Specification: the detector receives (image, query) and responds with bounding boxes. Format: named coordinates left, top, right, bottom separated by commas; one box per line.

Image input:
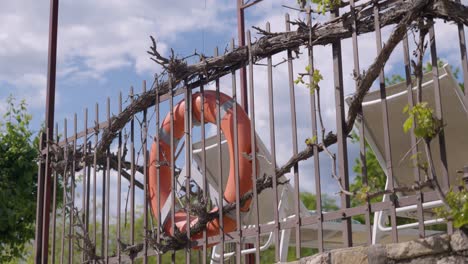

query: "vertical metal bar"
left=306, top=9, right=324, bottom=253
left=117, top=93, right=122, bottom=263
left=230, top=38, right=242, bottom=264
left=246, top=31, right=261, bottom=264
left=154, top=83, right=162, bottom=264
left=34, top=134, right=46, bottom=264
left=84, top=109, right=91, bottom=263
left=61, top=119, right=68, bottom=264
left=51, top=124, right=59, bottom=264
left=51, top=123, right=59, bottom=263
left=455, top=0, right=468, bottom=108
left=142, top=81, right=149, bottom=264
left=285, top=13, right=301, bottom=258
left=93, top=103, right=99, bottom=261
left=214, top=47, right=225, bottom=264
left=69, top=114, right=77, bottom=263
left=349, top=0, right=372, bottom=245
left=35, top=0, right=59, bottom=260
left=83, top=108, right=89, bottom=263
left=169, top=77, right=176, bottom=264
left=237, top=0, right=248, bottom=112
left=402, top=33, right=425, bottom=238
left=81, top=116, right=86, bottom=263
left=130, top=87, right=136, bottom=254
left=265, top=22, right=280, bottom=262
left=43, top=125, right=54, bottom=264
left=184, top=82, right=192, bottom=263
left=330, top=8, right=352, bottom=247
left=34, top=133, right=46, bottom=264
left=105, top=98, right=111, bottom=262
left=101, top=134, right=106, bottom=258
left=200, top=81, right=207, bottom=263
left=428, top=25, right=452, bottom=234
left=374, top=3, right=398, bottom=243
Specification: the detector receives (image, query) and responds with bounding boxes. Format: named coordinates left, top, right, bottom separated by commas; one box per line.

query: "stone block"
left=450, top=230, right=468, bottom=252
left=330, top=246, right=368, bottom=264
left=386, top=234, right=450, bottom=260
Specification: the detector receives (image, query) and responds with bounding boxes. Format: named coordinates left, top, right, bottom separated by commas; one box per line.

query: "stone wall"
left=289, top=230, right=468, bottom=264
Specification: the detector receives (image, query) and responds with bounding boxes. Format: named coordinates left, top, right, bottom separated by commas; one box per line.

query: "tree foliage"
left=0, top=96, right=38, bottom=262
left=300, top=192, right=339, bottom=212
left=403, top=102, right=441, bottom=141
left=434, top=184, right=468, bottom=229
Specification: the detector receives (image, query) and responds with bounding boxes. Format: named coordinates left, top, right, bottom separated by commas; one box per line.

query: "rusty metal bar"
left=285, top=14, right=301, bottom=259
left=34, top=133, right=46, bottom=264
left=142, top=81, right=149, bottom=264
left=265, top=22, right=280, bottom=262
left=184, top=82, right=192, bottom=263
left=246, top=30, right=261, bottom=264
left=98, top=112, right=105, bottom=261
left=285, top=12, right=302, bottom=259
left=61, top=119, right=68, bottom=264
left=349, top=0, right=372, bottom=245
left=117, top=93, right=122, bottom=262
left=402, top=33, right=425, bottom=238
left=237, top=0, right=248, bottom=112
left=51, top=124, right=58, bottom=264
left=200, top=81, right=208, bottom=263
left=81, top=116, right=86, bottom=263
left=330, top=7, right=352, bottom=247
left=130, top=87, right=136, bottom=260
left=374, top=2, right=398, bottom=242
left=100, top=163, right=105, bottom=259
left=35, top=0, right=59, bottom=260
left=69, top=114, right=77, bottom=262
left=83, top=109, right=90, bottom=263
left=155, top=83, right=162, bottom=264
left=214, top=47, right=225, bottom=264
left=306, top=8, right=324, bottom=253
left=428, top=25, right=452, bottom=234
left=169, top=77, right=176, bottom=263
left=104, top=99, right=111, bottom=262
left=93, top=103, right=99, bottom=261
left=44, top=121, right=54, bottom=263
left=35, top=134, right=46, bottom=263
left=230, top=38, right=242, bottom=264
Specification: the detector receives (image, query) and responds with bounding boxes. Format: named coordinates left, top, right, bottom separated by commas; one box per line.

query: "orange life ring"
left=148, top=90, right=253, bottom=240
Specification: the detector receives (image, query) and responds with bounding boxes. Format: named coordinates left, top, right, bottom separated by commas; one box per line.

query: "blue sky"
left=1, top=0, right=468, bottom=208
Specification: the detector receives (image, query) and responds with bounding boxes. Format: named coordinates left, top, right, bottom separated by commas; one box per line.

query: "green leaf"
left=403, top=104, right=409, bottom=113
left=403, top=117, right=413, bottom=133
left=402, top=102, right=439, bottom=140
left=305, top=135, right=317, bottom=145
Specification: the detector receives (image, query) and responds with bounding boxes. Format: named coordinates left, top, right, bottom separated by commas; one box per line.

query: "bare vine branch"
left=45, top=0, right=468, bottom=180
left=44, top=0, right=468, bottom=256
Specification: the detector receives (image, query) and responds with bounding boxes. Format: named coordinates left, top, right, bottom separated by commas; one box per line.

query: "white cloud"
left=6, top=73, right=48, bottom=109
left=0, top=0, right=236, bottom=110
left=3, top=0, right=465, bottom=213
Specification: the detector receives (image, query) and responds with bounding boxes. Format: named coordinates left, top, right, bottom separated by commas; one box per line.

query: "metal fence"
left=34, top=0, right=468, bottom=263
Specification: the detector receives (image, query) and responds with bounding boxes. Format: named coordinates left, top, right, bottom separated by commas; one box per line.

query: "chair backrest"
left=354, top=64, right=468, bottom=192
left=177, top=134, right=304, bottom=226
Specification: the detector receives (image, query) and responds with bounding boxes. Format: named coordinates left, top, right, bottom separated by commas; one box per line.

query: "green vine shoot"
left=403, top=102, right=442, bottom=141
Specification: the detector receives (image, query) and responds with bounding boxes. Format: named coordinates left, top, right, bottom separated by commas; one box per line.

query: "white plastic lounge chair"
left=178, top=134, right=370, bottom=262
left=349, top=64, right=468, bottom=244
